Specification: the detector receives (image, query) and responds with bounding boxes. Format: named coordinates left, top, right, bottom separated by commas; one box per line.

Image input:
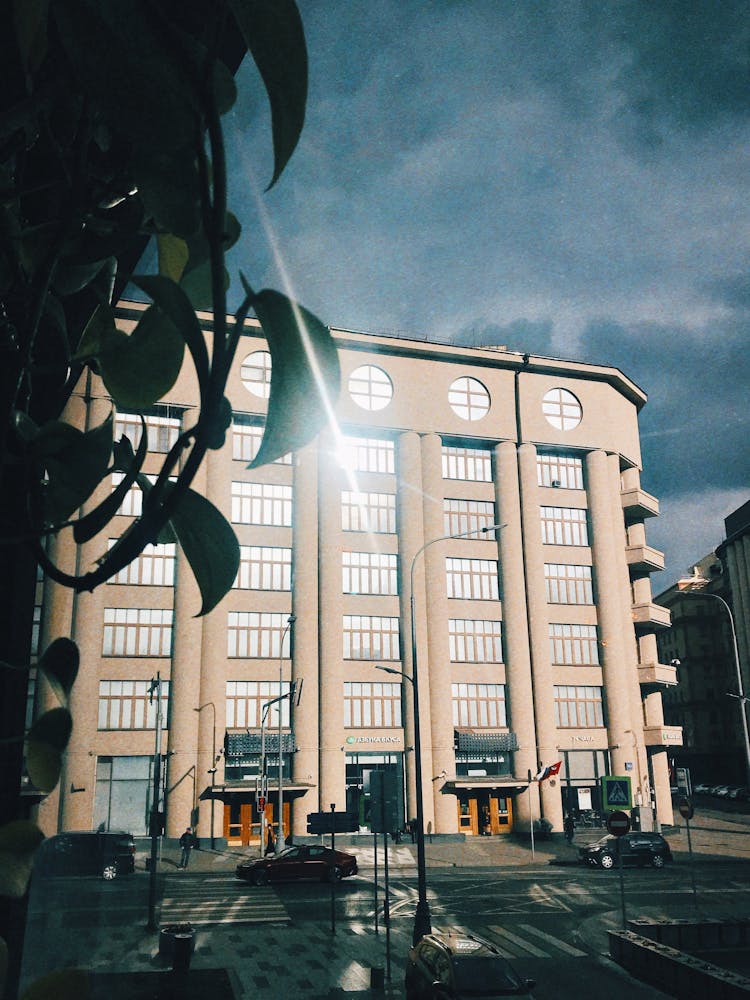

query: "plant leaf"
left=228, top=0, right=308, bottom=188
left=33, top=414, right=113, bottom=524
left=157, top=233, right=189, bottom=283
left=133, top=148, right=201, bottom=238
left=0, top=820, right=45, bottom=899
left=168, top=488, right=240, bottom=616
left=37, top=638, right=79, bottom=706
left=26, top=708, right=73, bottom=793
left=248, top=288, right=340, bottom=467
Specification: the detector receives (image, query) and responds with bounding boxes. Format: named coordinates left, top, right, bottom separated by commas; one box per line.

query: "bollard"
left=370, top=967, right=385, bottom=991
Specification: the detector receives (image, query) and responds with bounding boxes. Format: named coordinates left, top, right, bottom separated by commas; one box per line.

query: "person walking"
left=178, top=826, right=194, bottom=869
left=564, top=813, right=575, bottom=845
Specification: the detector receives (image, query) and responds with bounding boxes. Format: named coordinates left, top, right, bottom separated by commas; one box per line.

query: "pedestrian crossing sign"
left=602, top=775, right=632, bottom=810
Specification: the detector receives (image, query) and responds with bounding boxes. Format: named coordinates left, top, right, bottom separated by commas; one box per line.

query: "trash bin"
left=172, top=932, right=192, bottom=973
left=159, top=923, right=195, bottom=967
left=370, top=967, right=385, bottom=990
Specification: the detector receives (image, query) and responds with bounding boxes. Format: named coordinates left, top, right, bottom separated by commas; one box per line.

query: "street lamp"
left=277, top=614, right=296, bottom=853
left=194, top=702, right=216, bottom=850
left=677, top=568, right=750, bottom=788
left=259, top=692, right=288, bottom=857
left=403, top=520, right=506, bottom=944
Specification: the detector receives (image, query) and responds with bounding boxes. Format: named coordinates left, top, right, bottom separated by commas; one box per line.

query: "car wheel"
left=599, top=853, right=615, bottom=870
left=327, top=866, right=343, bottom=883
left=102, top=864, right=118, bottom=881
left=252, top=870, right=269, bottom=886
left=651, top=854, right=665, bottom=868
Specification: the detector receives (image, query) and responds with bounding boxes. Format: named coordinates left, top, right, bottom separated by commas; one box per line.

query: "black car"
left=35, top=830, right=136, bottom=880
left=405, top=931, right=536, bottom=999
left=579, top=831, right=672, bottom=869
left=235, top=844, right=358, bottom=885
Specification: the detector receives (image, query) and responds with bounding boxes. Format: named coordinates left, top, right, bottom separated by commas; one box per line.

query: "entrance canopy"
left=443, top=776, right=529, bottom=793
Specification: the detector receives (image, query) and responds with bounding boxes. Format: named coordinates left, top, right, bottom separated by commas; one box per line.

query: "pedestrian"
left=564, top=813, right=575, bottom=845
left=178, top=826, right=194, bottom=869
left=408, top=817, right=418, bottom=843
left=265, top=826, right=276, bottom=855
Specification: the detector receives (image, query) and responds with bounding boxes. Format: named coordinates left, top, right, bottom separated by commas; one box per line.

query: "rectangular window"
left=114, top=409, right=181, bottom=454
left=341, top=491, right=396, bottom=533
left=540, top=507, right=589, bottom=546
left=343, top=615, right=400, bottom=660
left=111, top=472, right=176, bottom=517
left=342, top=552, right=398, bottom=595
left=449, top=619, right=503, bottom=663
left=442, top=445, right=492, bottom=482
left=340, top=435, right=395, bottom=474
left=549, top=623, right=600, bottom=666
left=235, top=546, right=292, bottom=591
left=102, top=608, right=173, bottom=656
left=554, top=685, right=604, bottom=728
left=446, top=558, right=499, bottom=600
left=537, top=453, right=584, bottom=490
left=109, top=542, right=176, bottom=586
left=544, top=564, right=594, bottom=605
left=343, top=682, right=402, bottom=728
left=443, top=498, right=496, bottom=537
left=231, top=482, right=293, bottom=526
left=451, top=683, right=507, bottom=727
left=227, top=612, right=293, bottom=658
left=98, top=680, right=170, bottom=730
left=232, top=419, right=292, bottom=464
left=226, top=680, right=290, bottom=728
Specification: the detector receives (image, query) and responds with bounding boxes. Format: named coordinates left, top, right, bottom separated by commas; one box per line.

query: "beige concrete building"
left=34, top=301, right=679, bottom=846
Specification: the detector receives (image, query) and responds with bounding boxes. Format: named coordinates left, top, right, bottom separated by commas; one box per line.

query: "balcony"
left=621, top=487, right=659, bottom=522
left=626, top=544, right=666, bottom=575
left=637, top=661, right=679, bottom=688
left=643, top=725, right=683, bottom=748
left=631, top=602, right=671, bottom=631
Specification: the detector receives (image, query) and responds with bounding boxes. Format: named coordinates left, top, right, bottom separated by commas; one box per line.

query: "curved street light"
left=277, top=614, right=296, bottom=853
left=194, top=702, right=216, bottom=849
left=401, top=520, right=506, bottom=944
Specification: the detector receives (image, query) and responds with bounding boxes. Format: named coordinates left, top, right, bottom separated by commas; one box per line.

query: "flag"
left=535, top=761, right=562, bottom=782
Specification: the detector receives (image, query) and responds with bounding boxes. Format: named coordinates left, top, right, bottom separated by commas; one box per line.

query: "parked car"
left=405, top=930, right=536, bottom=999
left=693, top=784, right=710, bottom=795
left=235, top=844, right=358, bottom=885
left=35, top=830, right=135, bottom=880
left=713, top=785, right=732, bottom=798
left=578, top=831, right=673, bottom=870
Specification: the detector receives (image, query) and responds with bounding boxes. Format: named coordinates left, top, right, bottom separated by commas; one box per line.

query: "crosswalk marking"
left=160, top=879, right=289, bottom=926
left=487, top=925, right=548, bottom=957
left=517, top=923, right=586, bottom=956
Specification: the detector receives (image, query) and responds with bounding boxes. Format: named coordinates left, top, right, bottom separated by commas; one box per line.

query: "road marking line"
left=518, top=923, right=586, bottom=956
left=487, top=925, right=548, bottom=957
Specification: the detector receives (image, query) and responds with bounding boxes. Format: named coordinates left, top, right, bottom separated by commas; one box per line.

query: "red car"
left=236, top=844, right=358, bottom=885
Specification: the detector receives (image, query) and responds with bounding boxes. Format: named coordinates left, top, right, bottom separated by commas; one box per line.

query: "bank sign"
left=345, top=733, right=404, bottom=750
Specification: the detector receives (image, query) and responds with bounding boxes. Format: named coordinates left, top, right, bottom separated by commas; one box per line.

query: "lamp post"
left=194, top=702, right=216, bottom=850
left=402, top=520, right=506, bottom=944
left=678, top=568, right=750, bottom=788
left=277, top=614, right=296, bottom=853
left=260, top=692, right=288, bottom=857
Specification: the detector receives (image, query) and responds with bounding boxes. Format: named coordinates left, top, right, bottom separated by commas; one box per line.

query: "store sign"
left=345, top=733, right=404, bottom=749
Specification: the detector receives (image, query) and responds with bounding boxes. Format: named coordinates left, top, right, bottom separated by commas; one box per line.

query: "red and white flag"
left=535, top=761, right=562, bottom=782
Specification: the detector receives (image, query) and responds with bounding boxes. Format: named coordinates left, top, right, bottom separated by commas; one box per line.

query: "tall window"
left=341, top=491, right=396, bottom=533
left=537, top=453, right=584, bottom=490
left=444, top=498, right=496, bottom=537
left=227, top=612, right=293, bottom=658
left=231, top=482, right=293, bottom=526
left=102, top=609, right=173, bottom=656
left=449, top=620, right=503, bottom=663
left=442, top=445, right=492, bottom=482
left=340, top=435, right=395, bottom=474
left=549, top=624, right=600, bottom=666
left=343, top=615, right=400, bottom=660
left=540, top=507, right=589, bottom=546
left=554, top=685, right=604, bottom=727
left=342, top=552, right=398, bottom=595
left=446, top=558, right=499, bottom=600
left=98, top=680, right=170, bottom=730
left=235, top=546, right=292, bottom=591
left=114, top=409, right=181, bottom=454
left=109, top=542, right=176, bottom=586
left=452, top=683, right=507, bottom=727
left=226, top=681, right=290, bottom=728
left=343, top=682, right=402, bottom=727
left=232, top=419, right=292, bottom=464
left=544, top=564, right=594, bottom=605
left=111, top=472, right=176, bottom=517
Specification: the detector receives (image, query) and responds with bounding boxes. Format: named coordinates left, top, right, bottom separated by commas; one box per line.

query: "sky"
left=222, top=0, right=749, bottom=589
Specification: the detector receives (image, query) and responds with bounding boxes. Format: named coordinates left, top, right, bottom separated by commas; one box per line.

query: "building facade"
left=33, top=302, right=678, bottom=845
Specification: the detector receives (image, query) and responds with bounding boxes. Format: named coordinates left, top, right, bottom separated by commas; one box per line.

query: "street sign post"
left=602, top=775, right=633, bottom=811
left=679, top=798, right=698, bottom=912
left=605, top=809, right=630, bottom=929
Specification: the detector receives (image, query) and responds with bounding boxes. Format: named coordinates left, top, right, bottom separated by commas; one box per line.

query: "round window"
left=542, top=388, right=582, bottom=430
left=241, top=351, right=272, bottom=399
left=348, top=365, right=393, bottom=411
left=448, top=377, right=490, bottom=421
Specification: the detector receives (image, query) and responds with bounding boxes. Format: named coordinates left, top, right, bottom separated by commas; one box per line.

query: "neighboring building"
left=657, top=501, right=750, bottom=786
left=33, top=301, right=677, bottom=846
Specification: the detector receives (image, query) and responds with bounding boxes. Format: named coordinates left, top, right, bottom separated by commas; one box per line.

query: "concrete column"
left=728, top=540, right=750, bottom=694
left=291, top=440, right=320, bottom=836
left=396, top=431, right=432, bottom=830
left=165, top=409, right=205, bottom=838
left=420, top=432, right=455, bottom=834
left=494, top=442, right=537, bottom=828
left=518, top=444, right=561, bottom=831
left=586, top=451, right=633, bottom=778
left=317, top=429, right=345, bottom=811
